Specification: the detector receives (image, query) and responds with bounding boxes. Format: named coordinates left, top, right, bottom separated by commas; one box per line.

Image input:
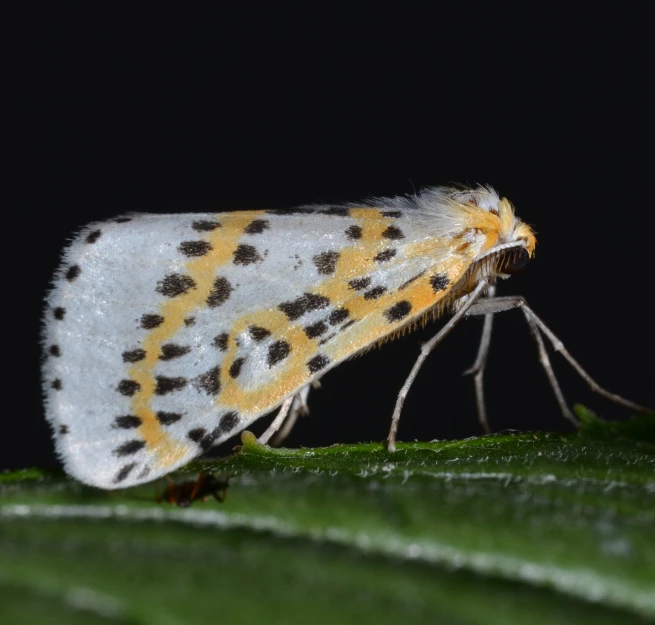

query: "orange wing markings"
left=197, top=207, right=497, bottom=423
left=214, top=209, right=396, bottom=415
left=216, top=209, right=467, bottom=414
left=349, top=208, right=391, bottom=244
left=324, top=259, right=468, bottom=363
left=217, top=309, right=317, bottom=413
left=129, top=211, right=264, bottom=466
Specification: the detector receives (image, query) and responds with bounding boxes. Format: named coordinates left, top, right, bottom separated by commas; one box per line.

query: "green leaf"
left=1, top=410, right=654, bottom=625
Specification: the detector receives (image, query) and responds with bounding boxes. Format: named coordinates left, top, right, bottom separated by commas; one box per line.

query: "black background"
left=6, top=8, right=653, bottom=472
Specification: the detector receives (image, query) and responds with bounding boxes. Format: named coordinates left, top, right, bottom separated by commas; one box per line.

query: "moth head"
left=496, top=197, right=536, bottom=260
left=474, top=196, right=536, bottom=281
left=451, top=190, right=537, bottom=285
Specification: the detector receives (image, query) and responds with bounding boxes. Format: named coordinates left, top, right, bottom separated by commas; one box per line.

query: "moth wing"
left=43, top=204, right=481, bottom=489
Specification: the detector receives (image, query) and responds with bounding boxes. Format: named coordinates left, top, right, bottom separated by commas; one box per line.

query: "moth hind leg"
left=270, top=381, right=320, bottom=447
left=259, top=381, right=321, bottom=447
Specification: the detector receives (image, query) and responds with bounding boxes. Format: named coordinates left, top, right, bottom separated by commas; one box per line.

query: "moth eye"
left=503, top=247, right=530, bottom=274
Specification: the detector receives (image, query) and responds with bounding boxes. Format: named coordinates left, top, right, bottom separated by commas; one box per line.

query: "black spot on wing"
left=278, top=293, right=330, bottom=320
left=249, top=326, right=271, bottom=342
left=114, top=217, right=133, bottom=224
left=122, top=349, right=146, bottom=363
left=117, top=380, right=141, bottom=396
left=187, top=414, right=238, bottom=450
left=328, top=308, right=349, bottom=325
left=384, top=300, right=412, bottom=323
left=213, top=333, right=229, bottom=351
left=345, top=225, right=362, bottom=240
left=113, top=415, right=142, bottom=429
left=322, top=206, right=350, bottom=216
left=219, top=411, right=239, bottom=434
left=313, top=251, right=340, bottom=275
left=233, top=244, right=263, bottom=265
left=53, top=307, right=65, bottom=320
left=430, top=273, right=450, bottom=292
left=155, top=376, right=187, bottom=395
left=303, top=293, right=331, bottom=312
left=363, top=286, right=387, bottom=300
left=156, top=412, right=182, bottom=425
left=51, top=379, right=62, bottom=390
left=268, top=341, right=291, bottom=366
left=348, top=277, right=371, bottom=291
left=160, top=344, right=191, bottom=361
left=318, top=333, right=337, bottom=345
left=307, top=354, right=330, bottom=373
left=192, top=220, right=221, bottom=231
left=184, top=316, right=196, bottom=327
left=114, top=440, right=146, bottom=456
left=244, top=219, right=270, bottom=234
left=229, top=357, right=245, bottom=379
left=374, top=249, right=397, bottom=263
left=207, top=276, right=233, bottom=308
left=156, top=274, right=196, bottom=298
left=382, top=226, right=405, bottom=240
left=381, top=210, right=401, bottom=218
left=179, top=240, right=213, bottom=257
left=113, top=463, right=137, bottom=484
left=49, top=345, right=61, bottom=357
left=188, top=428, right=206, bottom=443
left=59, top=424, right=69, bottom=434
left=141, top=314, right=164, bottom=329
left=189, top=427, right=221, bottom=452
left=304, top=321, right=328, bottom=339
left=194, top=367, right=220, bottom=396
left=65, top=265, right=81, bottom=281
left=85, top=230, right=102, bottom=244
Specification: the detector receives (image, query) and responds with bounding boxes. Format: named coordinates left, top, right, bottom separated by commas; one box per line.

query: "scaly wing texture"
left=43, top=194, right=500, bottom=488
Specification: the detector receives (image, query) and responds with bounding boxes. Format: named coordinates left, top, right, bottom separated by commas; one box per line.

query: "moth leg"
left=462, top=286, right=496, bottom=433
left=258, top=395, right=294, bottom=445
left=466, top=296, right=650, bottom=421
left=270, top=381, right=319, bottom=447
left=524, top=307, right=579, bottom=426
left=388, top=279, right=489, bottom=452
left=519, top=302, right=651, bottom=414
left=463, top=294, right=574, bottom=426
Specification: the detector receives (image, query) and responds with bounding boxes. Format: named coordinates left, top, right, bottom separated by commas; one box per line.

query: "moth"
left=42, top=186, right=647, bottom=488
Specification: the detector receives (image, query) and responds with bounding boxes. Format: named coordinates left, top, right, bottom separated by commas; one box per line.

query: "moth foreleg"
left=519, top=302, right=651, bottom=414
left=387, top=279, right=489, bottom=452
left=466, top=296, right=650, bottom=422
